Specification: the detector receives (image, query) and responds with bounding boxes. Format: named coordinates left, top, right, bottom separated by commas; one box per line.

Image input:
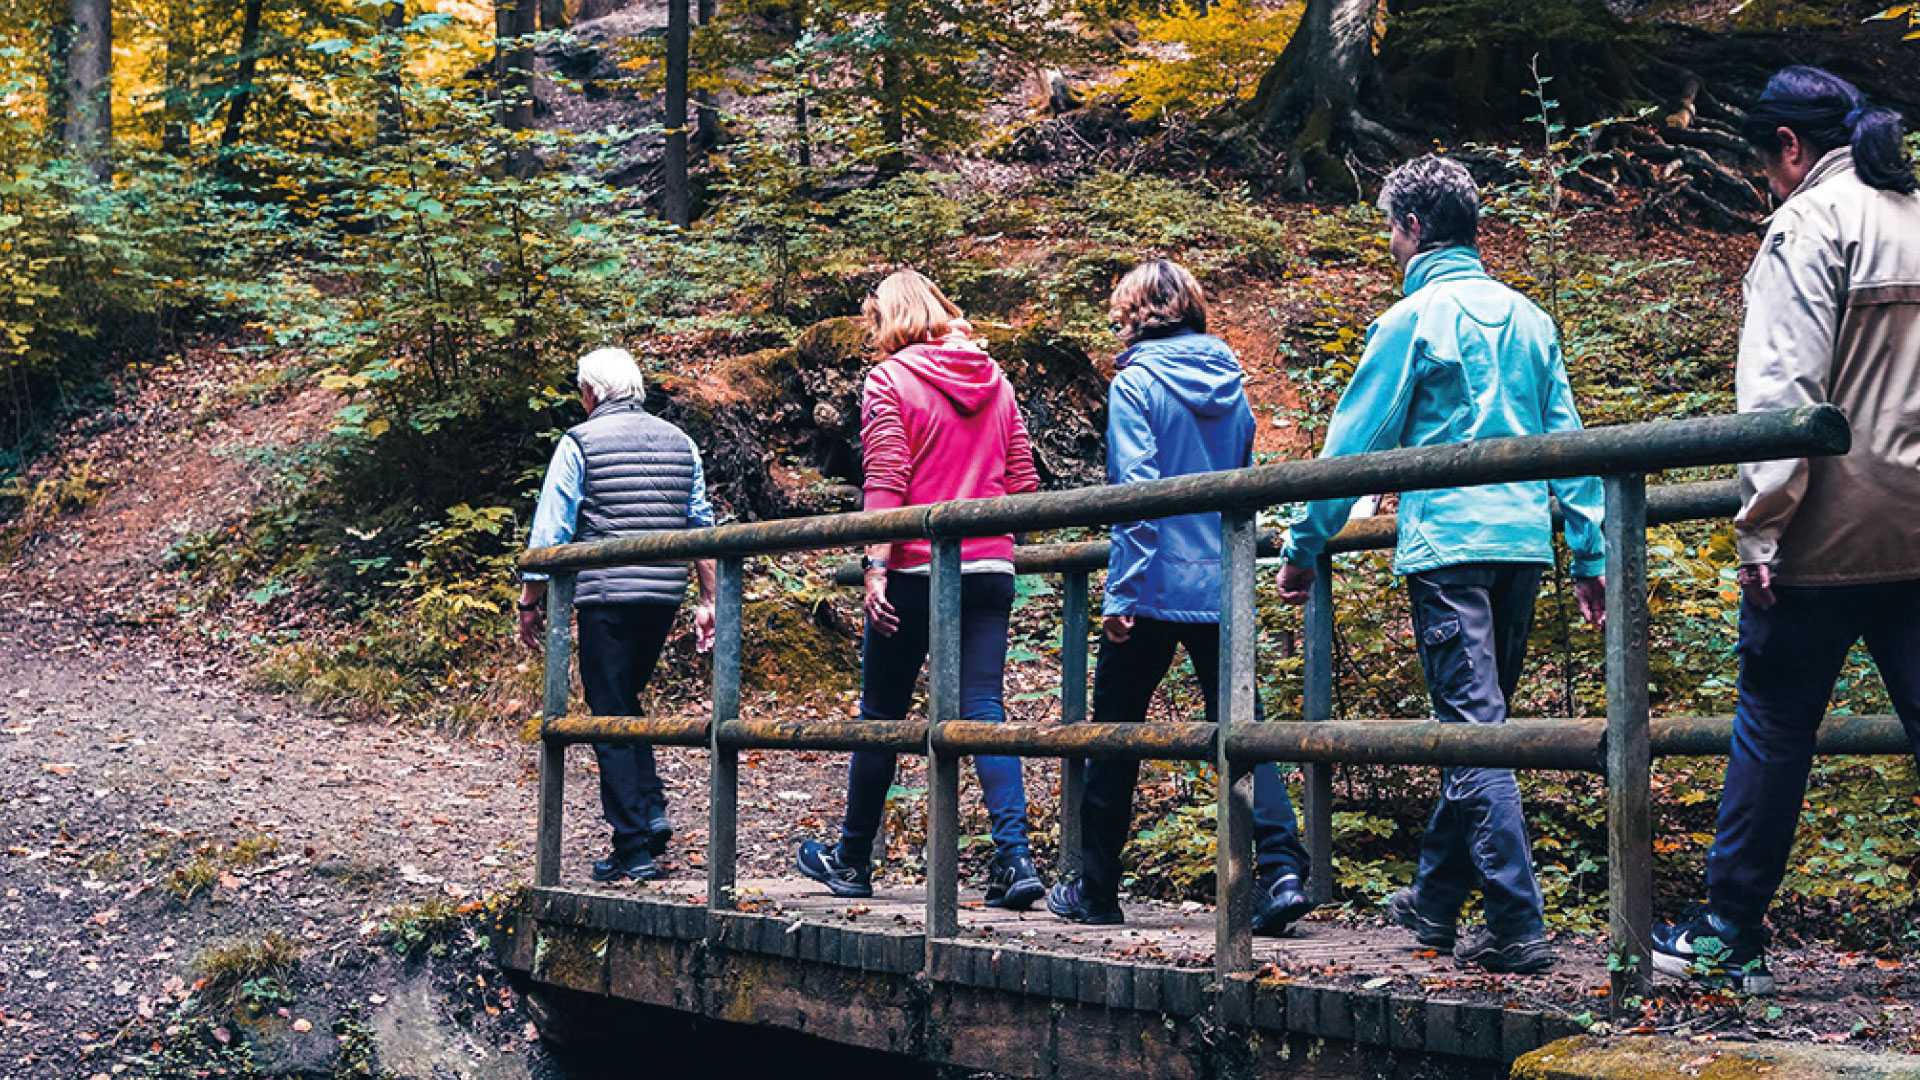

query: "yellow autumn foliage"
left=1119, top=0, right=1302, bottom=121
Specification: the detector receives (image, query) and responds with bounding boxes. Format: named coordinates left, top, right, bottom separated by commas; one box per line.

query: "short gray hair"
left=576, top=347, right=645, bottom=404
left=1377, top=155, right=1479, bottom=251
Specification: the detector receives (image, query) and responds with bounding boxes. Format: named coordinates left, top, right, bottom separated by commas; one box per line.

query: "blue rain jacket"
left=1280, top=247, right=1605, bottom=577
left=1104, top=330, right=1256, bottom=622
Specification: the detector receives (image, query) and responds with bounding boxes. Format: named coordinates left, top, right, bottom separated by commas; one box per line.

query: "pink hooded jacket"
left=860, top=331, right=1039, bottom=570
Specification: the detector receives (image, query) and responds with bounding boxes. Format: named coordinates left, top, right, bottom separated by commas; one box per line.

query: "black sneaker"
left=796, top=839, right=873, bottom=899
left=646, top=812, right=673, bottom=858
left=1386, top=887, right=1457, bottom=950
left=1046, top=878, right=1123, bottom=926
left=1252, top=874, right=1312, bottom=937
left=590, top=848, right=662, bottom=883
left=1453, top=926, right=1554, bottom=973
left=984, top=851, right=1046, bottom=911
left=1652, top=911, right=1775, bottom=995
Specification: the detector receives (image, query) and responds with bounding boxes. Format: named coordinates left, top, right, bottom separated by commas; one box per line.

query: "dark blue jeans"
left=1079, top=616, right=1311, bottom=904
left=1708, top=578, right=1920, bottom=931
left=577, top=603, right=678, bottom=858
left=1407, top=563, right=1547, bottom=938
left=836, top=572, right=1031, bottom=866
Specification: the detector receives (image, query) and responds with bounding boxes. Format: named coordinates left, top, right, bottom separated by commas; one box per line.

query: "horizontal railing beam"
left=543, top=715, right=711, bottom=746
left=830, top=481, right=1742, bottom=585
left=538, top=712, right=1910, bottom=762
left=1228, top=720, right=1607, bottom=771
left=715, top=718, right=927, bottom=753
left=932, top=721, right=1215, bottom=760
left=522, top=408, right=1844, bottom=573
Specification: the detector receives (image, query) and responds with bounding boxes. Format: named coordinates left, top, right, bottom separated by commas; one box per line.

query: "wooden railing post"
left=926, top=538, right=964, bottom=948
left=708, top=556, right=744, bottom=911
left=535, top=572, right=576, bottom=889
left=1216, top=511, right=1257, bottom=978
left=1301, top=553, right=1335, bottom=905
left=1058, top=569, right=1090, bottom=878
left=1605, top=474, right=1652, bottom=1012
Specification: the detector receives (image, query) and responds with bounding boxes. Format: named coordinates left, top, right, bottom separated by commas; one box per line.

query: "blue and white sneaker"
left=796, top=839, right=873, bottom=898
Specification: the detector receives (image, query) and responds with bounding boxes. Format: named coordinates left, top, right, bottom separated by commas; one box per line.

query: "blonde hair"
left=1109, top=260, right=1208, bottom=346
left=863, top=270, right=967, bottom=356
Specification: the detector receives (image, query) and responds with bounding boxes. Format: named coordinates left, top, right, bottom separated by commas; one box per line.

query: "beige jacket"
left=1736, top=147, right=1920, bottom=586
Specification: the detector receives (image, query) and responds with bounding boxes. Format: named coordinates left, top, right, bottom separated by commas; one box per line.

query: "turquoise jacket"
left=1280, top=246, right=1605, bottom=577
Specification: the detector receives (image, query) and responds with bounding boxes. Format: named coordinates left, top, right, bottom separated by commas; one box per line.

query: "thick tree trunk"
left=48, top=13, right=71, bottom=146
left=661, top=0, right=690, bottom=225
left=1250, top=0, right=1400, bottom=196
left=875, top=0, right=906, bottom=176
left=539, top=0, right=567, bottom=29
left=497, top=0, right=539, bottom=175
left=64, top=0, right=112, bottom=180
left=220, top=0, right=265, bottom=149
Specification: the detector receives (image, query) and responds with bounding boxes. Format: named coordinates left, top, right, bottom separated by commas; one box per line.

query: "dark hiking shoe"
left=646, top=812, right=673, bottom=858
left=591, top=848, right=663, bottom=883
left=1453, top=926, right=1555, bottom=974
left=984, top=851, right=1046, bottom=911
left=796, top=839, right=873, bottom=899
left=1386, top=887, right=1457, bottom=950
left=1252, top=874, right=1313, bottom=937
left=1046, top=879, right=1124, bottom=926
left=1652, top=912, right=1775, bottom=996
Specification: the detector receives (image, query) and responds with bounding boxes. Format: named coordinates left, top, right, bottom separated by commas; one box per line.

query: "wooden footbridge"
left=499, top=406, right=1912, bottom=1076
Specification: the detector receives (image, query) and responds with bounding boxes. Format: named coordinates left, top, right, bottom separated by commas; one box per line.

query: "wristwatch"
left=861, top=554, right=889, bottom=573
left=516, top=601, right=543, bottom=612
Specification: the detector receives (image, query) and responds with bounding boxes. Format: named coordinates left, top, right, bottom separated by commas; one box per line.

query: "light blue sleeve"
left=522, top=436, right=584, bottom=582
left=1542, top=342, right=1606, bottom=577
left=686, top=437, right=716, bottom=528
left=1281, top=312, right=1423, bottom=566
left=1103, top=372, right=1160, bottom=617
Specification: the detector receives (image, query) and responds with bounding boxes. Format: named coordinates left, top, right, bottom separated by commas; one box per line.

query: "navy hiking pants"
left=1406, top=562, right=1548, bottom=938
left=1708, top=578, right=1920, bottom=932
left=577, top=602, right=679, bottom=858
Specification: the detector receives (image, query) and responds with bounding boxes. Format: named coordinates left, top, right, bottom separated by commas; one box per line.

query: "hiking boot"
left=984, top=851, right=1046, bottom=911
left=796, top=839, right=873, bottom=899
left=1652, top=911, right=1775, bottom=996
left=1252, top=873, right=1312, bottom=937
left=591, top=847, right=663, bottom=884
left=1046, top=878, right=1123, bottom=926
left=1453, top=926, right=1554, bottom=974
left=1386, top=887, right=1457, bottom=950
left=646, top=811, right=673, bottom=858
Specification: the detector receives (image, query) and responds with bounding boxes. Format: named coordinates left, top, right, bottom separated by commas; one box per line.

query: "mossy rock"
left=1515, top=1035, right=1920, bottom=1080
left=741, top=597, right=858, bottom=696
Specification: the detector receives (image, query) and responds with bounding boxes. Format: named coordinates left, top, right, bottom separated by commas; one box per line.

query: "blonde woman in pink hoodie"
left=797, top=270, right=1046, bottom=909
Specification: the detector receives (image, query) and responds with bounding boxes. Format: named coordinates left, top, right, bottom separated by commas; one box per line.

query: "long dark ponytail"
left=1739, top=66, right=1918, bottom=196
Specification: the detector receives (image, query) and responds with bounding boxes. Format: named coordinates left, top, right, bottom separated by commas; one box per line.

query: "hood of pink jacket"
left=890, top=337, right=1006, bottom=416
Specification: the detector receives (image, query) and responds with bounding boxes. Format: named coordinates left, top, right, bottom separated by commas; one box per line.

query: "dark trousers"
left=1079, top=616, right=1310, bottom=904
left=578, top=602, right=679, bottom=858
left=1406, top=563, right=1547, bottom=937
left=838, top=573, right=1032, bottom=865
left=1708, top=578, right=1920, bottom=931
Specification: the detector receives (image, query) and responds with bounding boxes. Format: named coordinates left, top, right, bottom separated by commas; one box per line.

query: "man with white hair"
left=519, top=347, right=718, bottom=883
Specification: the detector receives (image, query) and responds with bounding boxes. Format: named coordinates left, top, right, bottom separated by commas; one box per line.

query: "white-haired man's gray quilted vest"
left=568, top=399, right=697, bottom=607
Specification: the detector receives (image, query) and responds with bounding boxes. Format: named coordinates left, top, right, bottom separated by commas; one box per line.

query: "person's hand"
left=518, top=607, right=545, bottom=651
left=864, top=567, right=899, bottom=637
left=1738, top=563, right=1776, bottom=610
left=1573, top=575, right=1606, bottom=629
left=1277, top=562, right=1316, bottom=606
left=693, top=600, right=716, bottom=654
left=1103, top=614, right=1133, bottom=643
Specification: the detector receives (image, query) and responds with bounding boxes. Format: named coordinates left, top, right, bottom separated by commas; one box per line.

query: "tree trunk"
left=1250, top=0, right=1399, bottom=197
left=160, top=1, right=193, bottom=155
left=540, top=0, right=567, bottom=29
left=220, top=0, right=265, bottom=149
left=875, top=0, right=906, bottom=176
left=661, top=0, right=690, bottom=225
left=48, top=13, right=71, bottom=146
left=376, top=2, right=407, bottom=145
left=692, top=0, right=717, bottom=151
left=497, top=0, right=539, bottom=175
left=64, top=0, right=112, bottom=180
